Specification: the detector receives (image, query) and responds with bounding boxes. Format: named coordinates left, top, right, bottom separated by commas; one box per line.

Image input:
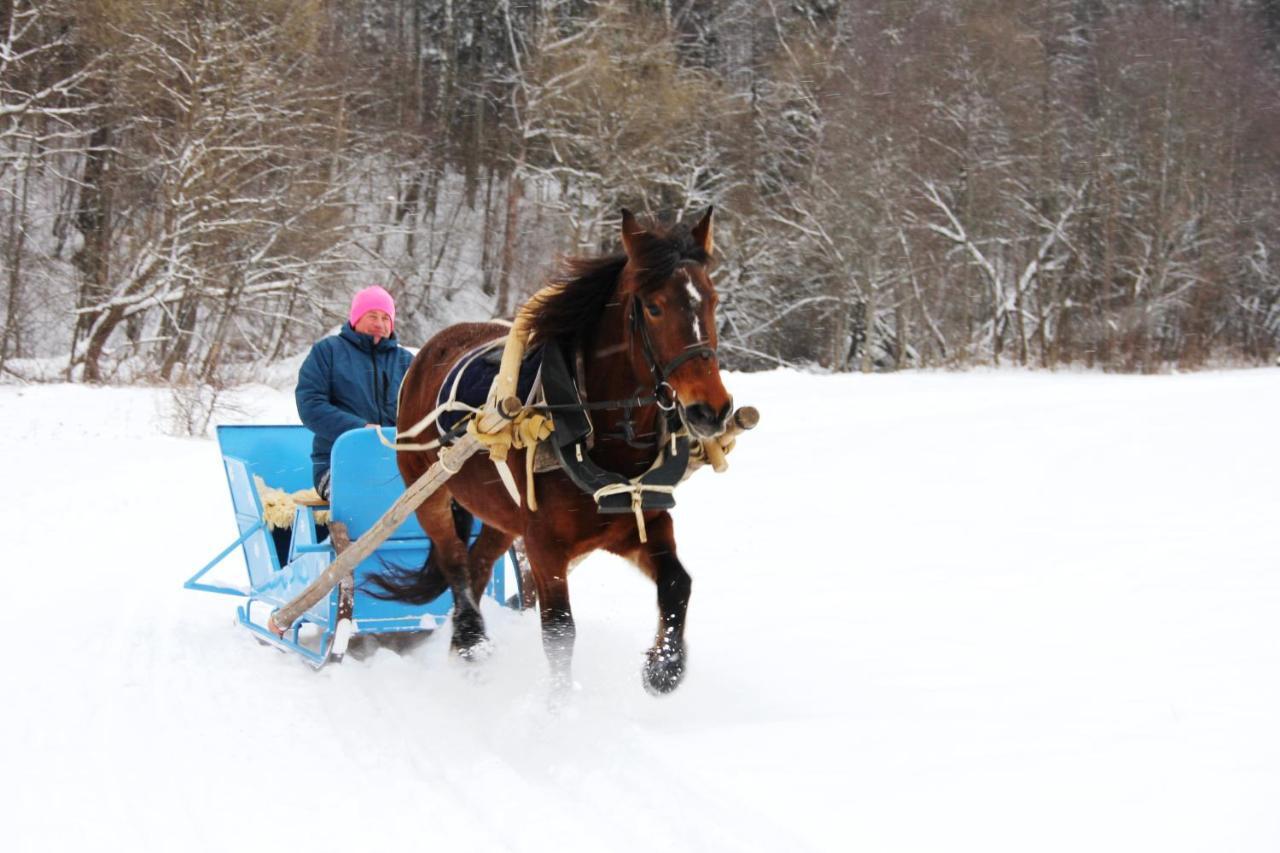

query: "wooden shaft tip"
left=499, top=396, right=523, bottom=419
left=733, top=406, right=760, bottom=431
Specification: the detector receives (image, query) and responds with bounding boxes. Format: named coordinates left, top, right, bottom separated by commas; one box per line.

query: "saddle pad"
left=437, top=340, right=544, bottom=435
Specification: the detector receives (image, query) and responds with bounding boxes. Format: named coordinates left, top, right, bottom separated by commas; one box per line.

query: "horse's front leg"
left=637, top=513, right=692, bottom=695
left=522, top=532, right=576, bottom=691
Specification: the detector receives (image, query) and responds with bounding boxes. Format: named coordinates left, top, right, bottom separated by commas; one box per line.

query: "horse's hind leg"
left=466, top=523, right=516, bottom=604
left=415, top=489, right=488, bottom=658
left=521, top=532, right=576, bottom=691
left=632, top=513, right=692, bottom=695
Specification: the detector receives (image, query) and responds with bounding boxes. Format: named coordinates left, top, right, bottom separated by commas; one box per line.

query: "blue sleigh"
left=186, top=425, right=517, bottom=666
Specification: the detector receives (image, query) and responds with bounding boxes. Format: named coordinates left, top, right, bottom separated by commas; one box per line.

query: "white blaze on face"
left=681, top=269, right=703, bottom=341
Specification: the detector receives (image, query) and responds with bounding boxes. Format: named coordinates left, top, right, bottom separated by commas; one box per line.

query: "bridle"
left=520, top=274, right=720, bottom=452
left=629, top=292, right=718, bottom=412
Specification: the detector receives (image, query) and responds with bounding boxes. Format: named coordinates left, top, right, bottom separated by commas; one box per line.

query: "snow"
left=3, top=368, right=1279, bottom=852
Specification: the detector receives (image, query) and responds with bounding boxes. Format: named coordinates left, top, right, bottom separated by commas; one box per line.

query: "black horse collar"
left=540, top=338, right=690, bottom=515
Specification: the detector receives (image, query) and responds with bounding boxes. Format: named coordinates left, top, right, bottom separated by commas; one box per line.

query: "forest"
left=3, top=0, right=1279, bottom=384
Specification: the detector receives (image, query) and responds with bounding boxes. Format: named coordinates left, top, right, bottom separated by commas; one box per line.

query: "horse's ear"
left=691, top=206, right=714, bottom=256
left=620, top=208, right=646, bottom=259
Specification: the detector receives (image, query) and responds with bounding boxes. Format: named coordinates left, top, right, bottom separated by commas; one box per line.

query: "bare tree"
left=0, top=0, right=99, bottom=372
left=69, top=0, right=352, bottom=381
left=4, top=0, right=1278, bottom=381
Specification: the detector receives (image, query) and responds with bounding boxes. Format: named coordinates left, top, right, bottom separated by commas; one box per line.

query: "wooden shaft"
left=698, top=405, right=760, bottom=473
left=267, top=432, right=482, bottom=635
left=332, top=523, right=355, bottom=624
left=701, top=437, right=729, bottom=473
left=476, top=284, right=562, bottom=434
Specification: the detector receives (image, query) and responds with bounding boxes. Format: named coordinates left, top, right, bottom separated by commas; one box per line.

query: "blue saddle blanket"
left=437, top=341, right=544, bottom=436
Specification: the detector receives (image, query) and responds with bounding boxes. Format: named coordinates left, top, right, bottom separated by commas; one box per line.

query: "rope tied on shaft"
left=466, top=408, right=554, bottom=509
left=373, top=287, right=562, bottom=506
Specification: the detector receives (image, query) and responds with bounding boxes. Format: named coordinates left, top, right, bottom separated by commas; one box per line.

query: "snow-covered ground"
left=3, top=368, right=1279, bottom=852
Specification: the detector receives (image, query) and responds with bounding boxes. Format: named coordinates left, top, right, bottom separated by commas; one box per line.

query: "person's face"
left=354, top=309, right=391, bottom=343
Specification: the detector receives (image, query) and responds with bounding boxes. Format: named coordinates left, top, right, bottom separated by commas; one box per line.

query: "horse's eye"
left=645, top=302, right=662, bottom=317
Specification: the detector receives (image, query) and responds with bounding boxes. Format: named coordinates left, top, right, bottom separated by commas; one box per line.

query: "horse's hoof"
left=450, top=607, right=489, bottom=660
left=452, top=635, right=493, bottom=662
left=643, top=645, right=686, bottom=695
left=546, top=677, right=582, bottom=713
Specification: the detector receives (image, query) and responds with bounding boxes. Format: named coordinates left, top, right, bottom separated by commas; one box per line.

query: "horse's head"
left=619, top=208, right=733, bottom=438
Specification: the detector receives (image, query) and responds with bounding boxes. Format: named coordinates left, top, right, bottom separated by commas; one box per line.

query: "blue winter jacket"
left=296, top=323, right=414, bottom=486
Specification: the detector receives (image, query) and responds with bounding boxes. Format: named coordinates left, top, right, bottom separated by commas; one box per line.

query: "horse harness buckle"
left=655, top=382, right=678, bottom=411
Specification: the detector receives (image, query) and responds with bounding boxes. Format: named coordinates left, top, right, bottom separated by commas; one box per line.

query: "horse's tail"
left=361, top=501, right=474, bottom=604
left=363, top=548, right=449, bottom=604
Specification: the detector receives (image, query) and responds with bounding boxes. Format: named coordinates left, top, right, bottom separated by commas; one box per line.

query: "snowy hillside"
left=3, top=369, right=1279, bottom=852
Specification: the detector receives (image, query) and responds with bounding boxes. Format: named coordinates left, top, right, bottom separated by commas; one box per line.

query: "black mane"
left=526, top=219, right=709, bottom=344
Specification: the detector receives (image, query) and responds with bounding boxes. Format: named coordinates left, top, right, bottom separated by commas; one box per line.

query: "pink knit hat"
left=348, top=285, right=396, bottom=332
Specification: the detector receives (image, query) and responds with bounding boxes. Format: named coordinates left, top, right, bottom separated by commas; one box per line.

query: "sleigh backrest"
left=215, top=425, right=315, bottom=589
left=328, top=428, right=456, bottom=631
left=328, top=428, right=428, bottom=541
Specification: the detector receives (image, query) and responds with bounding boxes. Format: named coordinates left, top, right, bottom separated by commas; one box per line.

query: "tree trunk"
left=1014, top=260, right=1028, bottom=366
left=893, top=280, right=907, bottom=372
left=71, top=126, right=114, bottom=365
left=495, top=161, right=524, bottom=318
left=201, top=278, right=243, bottom=383
left=0, top=137, right=33, bottom=368
left=160, top=290, right=202, bottom=381
left=82, top=305, right=124, bottom=383
left=860, top=273, right=875, bottom=374
left=268, top=281, right=301, bottom=363
left=480, top=166, right=497, bottom=296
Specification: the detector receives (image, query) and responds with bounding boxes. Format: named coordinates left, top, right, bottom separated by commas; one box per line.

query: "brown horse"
left=370, top=208, right=732, bottom=694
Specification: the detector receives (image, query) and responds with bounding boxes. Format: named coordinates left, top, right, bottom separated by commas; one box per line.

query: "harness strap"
left=543, top=336, right=692, bottom=523
left=378, top=338, right=505, bottom=452
left=376, top=286, right=711, bottom=528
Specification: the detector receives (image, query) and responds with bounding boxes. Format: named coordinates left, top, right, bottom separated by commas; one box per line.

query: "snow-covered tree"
left=69, top=0, right=353, bottom=382
left=0, top=0, right=100, bottom=372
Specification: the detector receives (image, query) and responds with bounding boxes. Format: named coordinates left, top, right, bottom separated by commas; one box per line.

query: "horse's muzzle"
left=684, top=400, right=732, bottom=438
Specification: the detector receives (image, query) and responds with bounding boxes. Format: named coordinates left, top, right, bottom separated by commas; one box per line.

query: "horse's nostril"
left=716, top=401, right=732, bottom=426
left=687, top=403, right=715, bottom=426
